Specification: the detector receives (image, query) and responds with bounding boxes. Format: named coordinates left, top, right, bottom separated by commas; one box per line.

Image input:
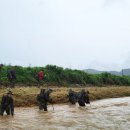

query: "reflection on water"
left=0, top=97, right=130, bottom=130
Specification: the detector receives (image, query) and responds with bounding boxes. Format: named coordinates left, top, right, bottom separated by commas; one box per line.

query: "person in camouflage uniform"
left=68, top=89, right=78, bottom=105
left=7, top=67, right=16, bottom=88
left=0, top=90, right=14, bottom=116
left=37, top=88, right=53, bottom=111
left=78, top=89, right=90, bottom=107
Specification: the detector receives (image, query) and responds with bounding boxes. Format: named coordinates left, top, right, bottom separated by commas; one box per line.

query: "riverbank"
left=0, top=86, right=130, bottom=107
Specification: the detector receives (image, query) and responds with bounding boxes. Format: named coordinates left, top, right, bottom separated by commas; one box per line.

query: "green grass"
left=1, top=65, right=130, bottom=86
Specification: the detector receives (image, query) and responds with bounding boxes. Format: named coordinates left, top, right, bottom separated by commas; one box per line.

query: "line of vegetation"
left=0, top=65, right=130, bottom=87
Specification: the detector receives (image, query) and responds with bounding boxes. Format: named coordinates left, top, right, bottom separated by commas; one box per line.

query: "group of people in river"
left=68, top=89, right=90, bottom=106
left=0, top=65, right=90, bottom=116
left=0, top=88, right=90, bottom=116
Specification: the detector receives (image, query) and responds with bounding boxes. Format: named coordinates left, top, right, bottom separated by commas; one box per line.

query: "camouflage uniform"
left=78, top=89, right=90, bottom=106
left=68, top=89, right=78, bottom=104
left=7, top=69, right=16, bottom=88
left=0, top=91, right=14, bottom=116
left=37, top=89, right=53, bottom=111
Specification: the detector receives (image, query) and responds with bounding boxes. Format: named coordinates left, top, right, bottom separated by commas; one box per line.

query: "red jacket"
left=38, top=71, right=44, bottom=80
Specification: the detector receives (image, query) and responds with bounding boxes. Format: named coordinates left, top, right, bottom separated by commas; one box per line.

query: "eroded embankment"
left=0, top=86, right=130, bottom=107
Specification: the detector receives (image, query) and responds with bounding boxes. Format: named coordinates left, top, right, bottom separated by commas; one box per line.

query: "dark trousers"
left=10, top=104, right=14, bottom=116
left=39, top=102, right=47, bottom=111
left=0, top=104, right=14, bottom=116
left=0, top=105, right=10, bottom=116
left=78, top=100, right=86, bottom=106
left=9, top=79, right=15, bottom=88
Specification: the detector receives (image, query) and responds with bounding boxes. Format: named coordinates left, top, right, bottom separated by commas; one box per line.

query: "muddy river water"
left=0, top=97, right=130, bottom=130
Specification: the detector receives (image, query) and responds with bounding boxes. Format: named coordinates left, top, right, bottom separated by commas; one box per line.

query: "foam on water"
left=0, top=97, right=130, bottom=130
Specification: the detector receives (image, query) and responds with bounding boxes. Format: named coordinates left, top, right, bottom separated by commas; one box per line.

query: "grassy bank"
left=0, top=86, right=130, bottom=107
left=1, top=65, right=130, bottom=86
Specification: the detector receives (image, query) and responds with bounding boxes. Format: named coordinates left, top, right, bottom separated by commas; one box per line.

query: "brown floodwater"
left=0, top=97, right=130, bottom=130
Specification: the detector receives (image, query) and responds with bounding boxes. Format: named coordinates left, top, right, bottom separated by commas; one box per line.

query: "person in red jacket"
left=37, top=71, right=44, bottom=87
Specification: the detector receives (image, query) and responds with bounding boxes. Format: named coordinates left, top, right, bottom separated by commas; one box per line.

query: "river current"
left=0, top=97, right=130, bottom=130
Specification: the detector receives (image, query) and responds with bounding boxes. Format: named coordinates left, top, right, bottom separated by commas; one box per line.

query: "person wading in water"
left=0, top=90, right=14, bottom=116
left=78, top=89, right=90, bottom=107
left=37, top=88, right=53, bottom=111
left=68, top=89, right=78, bottom=105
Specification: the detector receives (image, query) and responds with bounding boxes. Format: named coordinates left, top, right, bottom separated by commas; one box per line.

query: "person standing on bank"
left=7, top=66, right=17, bottom=88
left=0, top=64, right=4, bottom=87
left=37, top=70, right=44, bottom=87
